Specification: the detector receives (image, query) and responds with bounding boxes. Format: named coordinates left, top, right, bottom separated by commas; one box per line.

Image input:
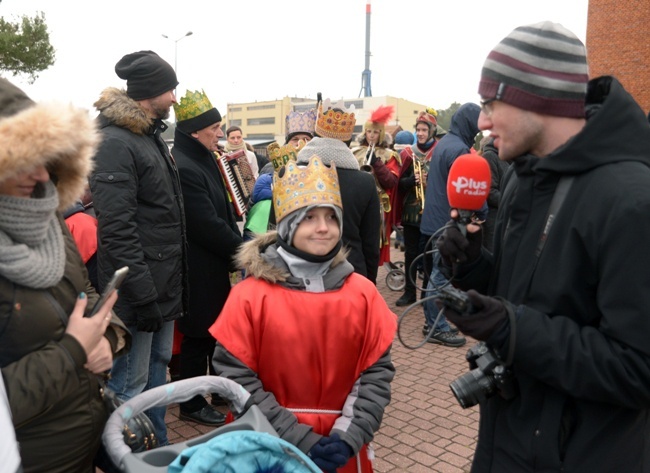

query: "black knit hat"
left=176, top=109, right=222, bottom=134
left=115, top=50, right=178, bottom=101
left=174, top=89, right=222, bottom=133
left=479, top=22, right=589, bottom=118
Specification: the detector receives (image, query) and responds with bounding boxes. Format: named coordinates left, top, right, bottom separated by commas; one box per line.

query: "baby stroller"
left=384, top=261, right=406, bottom=292
left=103, top=376, right=321, bottom=473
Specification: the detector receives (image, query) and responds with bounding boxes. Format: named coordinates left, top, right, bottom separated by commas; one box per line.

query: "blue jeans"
left=108, top=320, right=174, bottom=445
left=422, top=254, right=452, bottom=332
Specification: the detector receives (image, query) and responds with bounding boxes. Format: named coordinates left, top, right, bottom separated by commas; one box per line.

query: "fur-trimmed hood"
left=0, top=99, right=99, bottom=211
left=94, top=87, right=155, bottom=136
left=237, top=231, right=350, bottom=285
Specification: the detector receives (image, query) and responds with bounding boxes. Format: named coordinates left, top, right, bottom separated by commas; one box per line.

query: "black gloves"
left=438, top=290, right=510, bottom=342
left=136, top=301, right=163, bottom=333
left=370, top=152, right=380, bottom=166
left=436, top=220, right=482, bottom=270
left=308, top=433, right=353, bottom=472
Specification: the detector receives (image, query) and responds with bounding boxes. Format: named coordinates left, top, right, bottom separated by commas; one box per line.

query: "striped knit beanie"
left=479, top=22, right=589, bottom=118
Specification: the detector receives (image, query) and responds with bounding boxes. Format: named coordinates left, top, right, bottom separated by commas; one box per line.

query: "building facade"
left=586, top=0, right=650, bottom=113
left=225, top=96, right=429, bottom=146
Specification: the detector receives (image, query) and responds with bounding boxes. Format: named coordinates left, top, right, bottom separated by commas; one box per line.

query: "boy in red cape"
left=210, top=155, right=397, bottom=472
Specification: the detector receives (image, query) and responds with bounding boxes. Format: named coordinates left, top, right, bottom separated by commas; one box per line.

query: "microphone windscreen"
left=447, top=153, right=492, bottom=211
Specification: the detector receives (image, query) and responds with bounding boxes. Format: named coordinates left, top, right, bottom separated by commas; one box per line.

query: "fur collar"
left=0, top=101, right=98, bottom=211
left=237, top=231, right=349, bottom=283
left=94, top=87, right=154, bottom=136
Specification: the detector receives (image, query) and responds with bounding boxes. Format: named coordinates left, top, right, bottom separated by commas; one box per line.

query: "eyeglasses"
left=480, top=98, right=497, bottom=117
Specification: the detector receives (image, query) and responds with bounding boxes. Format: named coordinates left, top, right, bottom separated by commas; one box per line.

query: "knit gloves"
left=436, top=219, right=482, bottom=269
left=438, top=289, right=511, bottom=342
left=308, top=433, right=353, bottom=472
left=136, top=301, right=163, bottom=332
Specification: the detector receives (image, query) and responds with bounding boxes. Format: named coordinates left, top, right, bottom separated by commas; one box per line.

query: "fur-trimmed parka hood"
left=94, top=87, right=156, bottom=136
left=0, top=81, right=99, bottom=211
left=237, top=231, right=351, bottom=285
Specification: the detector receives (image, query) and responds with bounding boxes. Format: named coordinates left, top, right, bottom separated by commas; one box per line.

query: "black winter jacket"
left=90, top=88, right=188, bottom=326
left=455, top=77, right=650, bottom=473
left=172, top=129, right=242, bottom=338
left=336, top=168, right=381, bottom=284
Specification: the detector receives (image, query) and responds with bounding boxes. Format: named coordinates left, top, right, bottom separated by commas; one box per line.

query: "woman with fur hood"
left=0, top=77, right=130, bottom=472
left=210, top=156, right=397, bottom=473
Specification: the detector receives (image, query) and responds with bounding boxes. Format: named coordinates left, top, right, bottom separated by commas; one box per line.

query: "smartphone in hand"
left=89, top=266, right=129, bottom=317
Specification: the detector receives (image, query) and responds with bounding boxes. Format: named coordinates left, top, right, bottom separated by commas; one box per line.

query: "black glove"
left=136, top=301, right=163, bottom=333
left=438, top=290, right=509, bottom=341
left=308, top=433, right=353, bottom=472
left=436, top=220, right=482, bottom=269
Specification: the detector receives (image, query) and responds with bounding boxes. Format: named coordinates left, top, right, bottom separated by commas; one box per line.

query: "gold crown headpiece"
left=267, top=140, right=307, bottom=172
left=273, top=155, right=342, bottom=223
left=314, top=98, right=356, bottom=141
left=174, top=90, right=214, bottom=122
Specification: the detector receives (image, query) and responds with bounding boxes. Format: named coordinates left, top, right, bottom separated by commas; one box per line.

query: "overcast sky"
left=3, top=0, right=589, bottom=118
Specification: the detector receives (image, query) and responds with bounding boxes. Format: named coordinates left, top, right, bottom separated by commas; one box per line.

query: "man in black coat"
left=437, top=22, right=650, bottom=472
left=91, top=51, right=188, bottom=445
left=172, top=90, right=243, bottom=425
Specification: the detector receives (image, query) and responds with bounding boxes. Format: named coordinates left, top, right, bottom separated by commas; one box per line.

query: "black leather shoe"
left=179, top=405, right=226, bottom=426
left=395, top=292, right=416, bottom=307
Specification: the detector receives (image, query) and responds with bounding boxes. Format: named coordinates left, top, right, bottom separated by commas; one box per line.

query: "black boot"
left=179, top=404, right=226, bottom=426
left=395, top=291, right=416, bottom=307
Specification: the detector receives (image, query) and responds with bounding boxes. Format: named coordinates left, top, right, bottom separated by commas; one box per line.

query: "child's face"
left=292, top=207, right=340, bottom=256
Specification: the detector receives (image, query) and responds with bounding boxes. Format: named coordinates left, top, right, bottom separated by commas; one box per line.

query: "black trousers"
left=179, top=335, right=217, bottom=413
left=418, top=231, right=435, bottom=300
left=403, top=224, right=421, bottom=297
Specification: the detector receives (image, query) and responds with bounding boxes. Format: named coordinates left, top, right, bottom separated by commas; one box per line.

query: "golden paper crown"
left=314, top=98, right=356, bottom=141
left=174, top=89, right=214, bottom=122
left=273, top=155, right=342, bottom=223
left=267, top=140, right=307, bottom=172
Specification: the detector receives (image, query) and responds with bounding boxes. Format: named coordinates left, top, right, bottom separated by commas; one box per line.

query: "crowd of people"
left=1, top=19, right=649, bottom=473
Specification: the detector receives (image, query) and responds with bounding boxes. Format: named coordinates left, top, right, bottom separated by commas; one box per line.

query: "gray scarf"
left=0, top=181, right=66, bottom=288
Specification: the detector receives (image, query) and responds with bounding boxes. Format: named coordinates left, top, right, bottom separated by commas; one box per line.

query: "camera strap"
left=534, top=176, right=574, bottom=259
left=522, top=175, right=574, bottom=301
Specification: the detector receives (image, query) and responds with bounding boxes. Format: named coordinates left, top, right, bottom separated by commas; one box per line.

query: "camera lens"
left=449, top=367, right=496, bottom=409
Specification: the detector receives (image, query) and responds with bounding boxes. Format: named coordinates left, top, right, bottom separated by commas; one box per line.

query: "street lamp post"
left=161, top=31, right=193, bottom=74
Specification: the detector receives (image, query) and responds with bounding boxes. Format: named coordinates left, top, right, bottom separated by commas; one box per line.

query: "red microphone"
left=446, top=153, right=491, bottom=234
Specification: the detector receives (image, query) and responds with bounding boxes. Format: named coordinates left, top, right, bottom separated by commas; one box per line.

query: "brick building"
left=586, top=0, right=650, bottom=114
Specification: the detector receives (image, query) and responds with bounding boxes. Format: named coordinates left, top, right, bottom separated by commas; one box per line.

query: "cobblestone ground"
left=107, top=244, right=480, bottom=472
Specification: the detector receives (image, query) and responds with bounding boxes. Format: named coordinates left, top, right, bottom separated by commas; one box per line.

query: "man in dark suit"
left=172, top=90, right=243, bottom=425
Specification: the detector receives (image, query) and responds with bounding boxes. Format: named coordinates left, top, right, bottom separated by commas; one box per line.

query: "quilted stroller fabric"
left=167, top=430, right=321, bottom=473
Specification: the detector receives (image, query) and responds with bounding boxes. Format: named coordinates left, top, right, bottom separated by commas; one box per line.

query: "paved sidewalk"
left=161, top=245, right=479, bottom=472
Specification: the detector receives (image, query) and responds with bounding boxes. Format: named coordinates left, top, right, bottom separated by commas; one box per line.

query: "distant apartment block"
left=225, top=96, right=429, bottom=147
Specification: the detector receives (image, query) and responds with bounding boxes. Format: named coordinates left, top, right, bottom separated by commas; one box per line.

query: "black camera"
left=449, top=342, right=517, bottom=409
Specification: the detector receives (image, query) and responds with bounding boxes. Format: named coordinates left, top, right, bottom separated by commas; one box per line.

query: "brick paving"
left=161, top=244, right=480, bottom=472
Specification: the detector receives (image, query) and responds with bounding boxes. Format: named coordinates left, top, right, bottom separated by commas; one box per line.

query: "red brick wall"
left=586, top=0, right=650, bottom=114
